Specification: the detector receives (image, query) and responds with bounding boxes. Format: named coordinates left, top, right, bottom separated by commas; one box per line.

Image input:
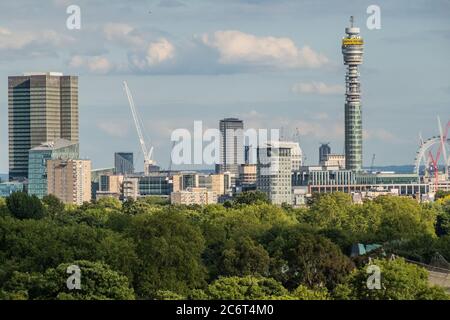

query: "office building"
left=342, top=17, right=364, bottom=170
left=257, top=142, right=293, bottom=205
left=319, top=143, right=331, bottom=164
left=28, top=139, right=79, bottom=199
left=47, top=159, right=91, bottom=205
left=114, top=152, right=134, bottom=175
left=171, top=187, right=218, bottom=205
left=0, top=182, right=24, bottom=197
left=90, top=167, right=115, bottom=200
left=217, top=118, right=244, bottom=175
left=96, top=174, right=124, bottom=199
left=8, top=72, right=78, bottom=180
left=138, top=173, right=173, bottom=197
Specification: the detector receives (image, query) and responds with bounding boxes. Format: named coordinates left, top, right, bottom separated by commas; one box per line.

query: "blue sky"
left=0, top=0, right=449, bottom=172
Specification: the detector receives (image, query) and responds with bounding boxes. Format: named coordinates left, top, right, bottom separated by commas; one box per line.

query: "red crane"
left=428, top=120, right=450, bottom=191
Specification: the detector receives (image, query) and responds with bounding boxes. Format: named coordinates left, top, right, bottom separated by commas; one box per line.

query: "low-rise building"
left=171, top=187, right=217, bottom=205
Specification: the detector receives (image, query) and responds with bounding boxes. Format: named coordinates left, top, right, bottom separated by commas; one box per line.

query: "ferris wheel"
left=414, top=118, right=450, bottom=178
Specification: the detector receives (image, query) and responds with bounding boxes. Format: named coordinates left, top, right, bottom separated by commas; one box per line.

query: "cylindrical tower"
left=342, top=16, right=364, bottom=171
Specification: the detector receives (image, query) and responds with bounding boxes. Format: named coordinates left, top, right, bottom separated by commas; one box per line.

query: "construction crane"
left=123, top=81, right=154, bottom=175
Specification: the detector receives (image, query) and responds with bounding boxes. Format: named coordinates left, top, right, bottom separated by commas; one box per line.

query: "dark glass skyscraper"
left=342, top=17, right=364, bottom=171
left=8, top=72, right=79, bottom=180
left=114, top=152, right=134, bottom=175
left=216, top=118, right=244, bottom=175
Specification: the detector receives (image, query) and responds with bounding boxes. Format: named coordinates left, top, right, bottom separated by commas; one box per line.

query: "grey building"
left=28, top=139, right=79, bottom=199
left=8, top=72, right=78, bottom=180
left=342, top=17, right=364, bottom=171
left=114, top=152, right=134, bottom=175
left=319, top=143, right=331, bottom=164
left=216, top=118, right=244, bottom=176
left=257, top=142, right=293, bottom=205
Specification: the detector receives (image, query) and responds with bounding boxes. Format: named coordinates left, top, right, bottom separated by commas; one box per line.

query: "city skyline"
left=1, top=0, right=450, bottom=173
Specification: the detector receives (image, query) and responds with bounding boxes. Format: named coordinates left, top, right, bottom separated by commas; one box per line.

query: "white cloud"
left=129, top=38, right=176, bottom=70
left=103, top=23, right=146, bottom=47
left=292, top=81, right=344, bottom=95
left=69, top=55, right=114, bottom=74
left=200, top=30, right=328, bottom=69
left=0, top=26, right=74, bottom=54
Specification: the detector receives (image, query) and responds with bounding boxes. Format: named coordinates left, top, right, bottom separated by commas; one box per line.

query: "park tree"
left=2, top=261, right=135, bottom=300
left=374, top=196, right=436, bottom=241
left=0, top=197, right=9, bottom=217
left=206, top=276, right=288, bottom=300
left=42, top=194, right=65, bottom=217
left=6, top=192, right=45, bottom=220
left=263, top=226, right=354, bottom=290
left=233, top=191, right=269, bottom=206
left=127, top=210, right=207, bottom=298
left=435, top=199, right=450, bottom=236
left=218, top=236, right=270, bottom=278
left=0, top=216, right=138, bottom=282
left=333, top=258, right=449, bottom=300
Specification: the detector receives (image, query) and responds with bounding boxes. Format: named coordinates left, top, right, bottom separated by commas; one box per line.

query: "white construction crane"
left=123, top=81, right=154, bottom=175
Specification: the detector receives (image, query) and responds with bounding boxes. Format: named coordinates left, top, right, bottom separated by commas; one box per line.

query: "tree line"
left=1, top=190, right=450, bottom=300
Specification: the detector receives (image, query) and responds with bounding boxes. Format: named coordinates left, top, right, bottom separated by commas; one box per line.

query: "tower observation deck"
left=342, top=16, right=364, bottom=171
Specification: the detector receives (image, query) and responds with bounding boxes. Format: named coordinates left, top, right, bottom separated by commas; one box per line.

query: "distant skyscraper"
left=257, top=142, right=293, bottom=205
left=28, top=139, right=79, bottom=199
left=319, top=143, right=331, bottom=164
left=342, top=17, right=364, bottom=171
left=114, top=152, right=134, bottom=175
left=217, top=118, right=244, bottom=176
left=8, top=72, right=79, bottom=180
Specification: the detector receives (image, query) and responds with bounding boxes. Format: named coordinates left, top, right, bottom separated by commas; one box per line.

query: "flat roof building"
left=8, top=73, right=78, bottom=180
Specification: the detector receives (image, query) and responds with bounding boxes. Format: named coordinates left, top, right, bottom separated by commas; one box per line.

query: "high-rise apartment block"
left=47, top=159, right=91, bottom=205
left=8, top=72, right=78, bottom=180
left=257, top=142, right=293, bottom=205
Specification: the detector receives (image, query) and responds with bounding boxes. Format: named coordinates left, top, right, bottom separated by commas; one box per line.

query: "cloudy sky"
left=1, top=0, right=449, bottom=172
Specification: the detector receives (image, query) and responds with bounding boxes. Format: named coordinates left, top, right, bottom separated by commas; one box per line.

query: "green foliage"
left=334, top=258, right=449, bottom=300
left=2, top=261, right=135, bottom=300
left=435, top=190, right=450, bottom=200
left=263, top=227, right=354, bottom=290
left=206, top=276, right=288, bottom=300
left=233, top=191, right=269, bottom=206
left=219, top=237, right=270, bottom=277
left=6, top=192, right=45, bottom=220
left=1, top=190, right=449, bottom=300
left=127, top=210, right=207, bottom=298
left=42, top=194, right=65, bottom=217
left=435, top=199, right=450, bottom=236
left=0, top=197, right=9, bottom=217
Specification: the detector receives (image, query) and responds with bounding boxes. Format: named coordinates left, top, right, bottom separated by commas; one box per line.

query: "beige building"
left=239, top=164, right=257, bottom=185
left=321, top=154, right=346, bottom=169
left=47, top=159, right=91, bottom=205
left=171, top=187, right=217, bottom=205
left=172, top=172, right=227, bottom=195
